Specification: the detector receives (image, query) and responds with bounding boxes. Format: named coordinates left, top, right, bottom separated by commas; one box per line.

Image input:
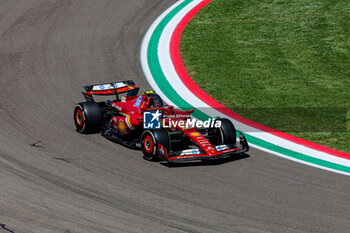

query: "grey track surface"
left=0, top=1, right=349, bottom=233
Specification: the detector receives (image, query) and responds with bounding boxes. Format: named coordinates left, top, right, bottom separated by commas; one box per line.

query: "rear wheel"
left=141, top=129, right=169, bottom=161
left=74, top=102, right=102, bottom=134
left=147, top=93, right=164, bottom=107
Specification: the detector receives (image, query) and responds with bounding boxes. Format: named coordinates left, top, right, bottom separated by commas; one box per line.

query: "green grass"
left=180, top=0, right=350, bottom=152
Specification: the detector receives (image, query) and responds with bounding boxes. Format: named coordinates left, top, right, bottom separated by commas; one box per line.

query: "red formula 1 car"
left=74, top=80, right=249, bottom=162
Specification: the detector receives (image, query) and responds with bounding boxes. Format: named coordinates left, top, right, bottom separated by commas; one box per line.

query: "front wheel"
left=141, top=129, right=169, bottom=161
left=209, top=118, right=237, bottom=146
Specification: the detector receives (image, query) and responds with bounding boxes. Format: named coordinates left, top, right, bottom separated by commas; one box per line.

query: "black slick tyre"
left=74, top=102, right=102, bottom=134
left=210, top=118, right=237, bottom=146
left=148, top=93, right=164, bottom=107
left=141, top=129, right=169, bottom=161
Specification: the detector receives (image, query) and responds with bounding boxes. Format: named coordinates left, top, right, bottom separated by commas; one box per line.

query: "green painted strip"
left=146, top=0, right=350, bottom=174
left=244, top=134, right=350, bottom=173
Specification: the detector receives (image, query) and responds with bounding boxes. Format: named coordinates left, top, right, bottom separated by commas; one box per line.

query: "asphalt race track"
left=0, top=1, right=349, bottom=232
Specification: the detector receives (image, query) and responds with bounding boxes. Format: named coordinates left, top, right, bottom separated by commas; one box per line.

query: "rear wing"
left=82, top=80, right=139, bottom=102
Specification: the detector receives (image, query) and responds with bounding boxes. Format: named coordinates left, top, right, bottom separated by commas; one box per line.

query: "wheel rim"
left=143, top=135, right=154, bottom=154
left=76, top=109, right=84, bottom=127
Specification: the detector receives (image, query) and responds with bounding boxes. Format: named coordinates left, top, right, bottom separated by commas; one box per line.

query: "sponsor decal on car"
left=190, top=132, right=200, bottom=136
left=113, top=82, right=126, bottom=88
left=92, top=84, right=109, bottom=90
left=180, top=149, right=201, bottom=155
left=215, top=145, right=229, bottom=152
left=112, top=104, right=122, bottom=111
left=134, top=96, right=142, bottom=107
left=118, top=120, right=126, bottom=134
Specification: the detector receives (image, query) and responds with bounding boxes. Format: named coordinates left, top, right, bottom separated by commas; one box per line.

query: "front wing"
left=163, top=132, right=249, bottom=163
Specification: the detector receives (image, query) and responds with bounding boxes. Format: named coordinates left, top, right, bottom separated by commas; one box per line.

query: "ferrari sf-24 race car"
left=73, top=80, right=249, bottom=162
